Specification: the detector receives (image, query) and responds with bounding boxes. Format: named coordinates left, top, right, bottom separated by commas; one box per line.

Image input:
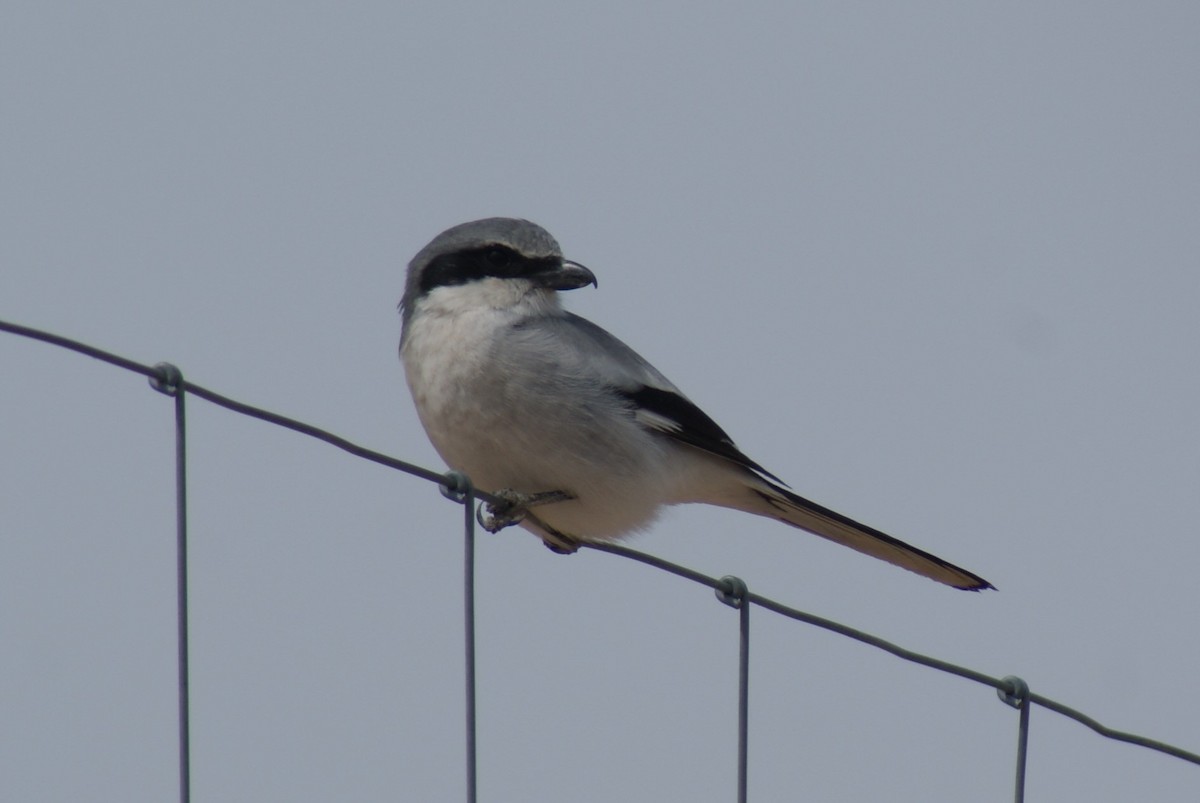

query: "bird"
left=399, top=218, right=992, bottom=591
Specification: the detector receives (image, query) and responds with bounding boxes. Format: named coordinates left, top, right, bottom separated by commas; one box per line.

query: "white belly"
left=401, top=299, right=674, bottom=539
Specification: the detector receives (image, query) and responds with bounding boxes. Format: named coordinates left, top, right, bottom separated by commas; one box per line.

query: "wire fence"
left=4, top=316, right=1198, bottom=803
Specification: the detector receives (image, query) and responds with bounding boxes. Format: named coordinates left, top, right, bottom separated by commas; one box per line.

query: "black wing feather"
left=619, top=385, right=786, bottom=485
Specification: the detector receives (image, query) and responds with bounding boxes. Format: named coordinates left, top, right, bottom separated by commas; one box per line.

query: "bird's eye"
left=484, top=248, right=511, bottom=268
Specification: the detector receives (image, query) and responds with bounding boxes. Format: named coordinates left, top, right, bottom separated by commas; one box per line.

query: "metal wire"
left=1016, top=699, right=1030, bottom=803
left=441, top=471, right=479, bottom=803
left=714, top=576, right=751, bottom=803
left=5, top=316, right=1200, bottom=803
left=464, top=497, right=477, bottom=803
left=997, top=676, right=1031, bottom=801
left=0, top=319, right=501, bottom=505
left=737, top=589, right=749, bottom=803
left=149, top=362, right=191, bottom=803
left=171, top=375, right=191, bottom=803
left=584, top=541, right=1200, bottom=770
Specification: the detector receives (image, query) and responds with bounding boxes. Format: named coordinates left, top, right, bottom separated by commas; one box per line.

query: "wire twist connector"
left=149, top=362, right=183, bottom=397
left=440, top=470, right=473, bottom=504
left=997, top=675, right=1030, bottom=709
left=715, top=575, right=748, bottom=609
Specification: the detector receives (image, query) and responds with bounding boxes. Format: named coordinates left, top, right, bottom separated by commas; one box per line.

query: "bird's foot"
left=476, top=488, right=574, bottom=534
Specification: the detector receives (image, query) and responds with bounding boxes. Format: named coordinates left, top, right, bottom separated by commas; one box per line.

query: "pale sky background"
left=3, top=2, right=1199, bottom=801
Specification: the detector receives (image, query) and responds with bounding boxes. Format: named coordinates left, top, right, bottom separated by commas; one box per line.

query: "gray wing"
left=510, top=312, right=994, bottom=591
left=514, top=312, right=783, bottom=482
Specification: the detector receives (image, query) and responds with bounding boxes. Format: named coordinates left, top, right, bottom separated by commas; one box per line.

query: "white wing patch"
left=634, top=407, right=683, bottom=434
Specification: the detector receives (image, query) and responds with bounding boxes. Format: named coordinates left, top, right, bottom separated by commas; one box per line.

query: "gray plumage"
left=400, top=217, right=992, bottom=591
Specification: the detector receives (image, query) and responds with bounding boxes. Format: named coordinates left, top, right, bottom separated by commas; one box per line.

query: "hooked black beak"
left=534, top=259, right=597, bottom=291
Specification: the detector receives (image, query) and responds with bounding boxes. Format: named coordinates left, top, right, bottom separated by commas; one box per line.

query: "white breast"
left=401, top=283, right=528, bottom=483
left=400, top=281, right=679, bottom=539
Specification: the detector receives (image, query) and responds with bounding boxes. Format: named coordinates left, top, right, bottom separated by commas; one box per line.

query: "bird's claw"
left=476, top=488, right=574, bottom=534
left=476, top=496, right=523, bottom=533
left=541, top=533, right=580, bottom=555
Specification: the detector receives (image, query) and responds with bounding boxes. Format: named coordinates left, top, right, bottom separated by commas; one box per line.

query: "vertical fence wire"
left=737, top=586, right=750, bottom=803
left=998, top=676, right=1032, bottom=803
left=462, top=483, right=478, bottom=803
left=150, top=363, right=191, bottom=803
left=441, top=471, right=479, bottom=803
left=174, top=384, right=191, bottom=803
left=1014, top=697, right=1030, bottom=803
left=716, top=576, right=751, bottom=803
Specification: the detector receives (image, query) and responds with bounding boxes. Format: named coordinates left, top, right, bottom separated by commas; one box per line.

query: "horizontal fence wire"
left=4, top=316, right=1199, bottom=802
left=582, top=542, right=1200, bottom=765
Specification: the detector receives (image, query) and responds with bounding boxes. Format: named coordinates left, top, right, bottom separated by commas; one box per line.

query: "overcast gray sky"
left=3, top=2, right=1199, bottom=801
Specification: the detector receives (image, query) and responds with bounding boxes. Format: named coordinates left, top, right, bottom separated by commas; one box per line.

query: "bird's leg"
left=476, top=489, right=574, bottom=533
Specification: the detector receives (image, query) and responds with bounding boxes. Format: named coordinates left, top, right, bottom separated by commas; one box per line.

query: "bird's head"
left=400, top=218, right=597, bottom=331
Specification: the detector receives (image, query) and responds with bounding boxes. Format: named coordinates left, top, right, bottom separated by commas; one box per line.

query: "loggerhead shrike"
left=400, top=218, right=992, bottom=591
